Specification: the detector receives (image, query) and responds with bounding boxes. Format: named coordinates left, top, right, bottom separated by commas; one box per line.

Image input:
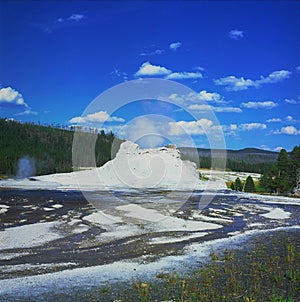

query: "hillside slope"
left=179, top=147, right=277, bottom=173
left=0, top=119, right=119, bottom=177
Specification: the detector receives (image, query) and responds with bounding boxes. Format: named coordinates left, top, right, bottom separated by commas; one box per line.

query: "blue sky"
left=0, top=1, right=299, bottom=151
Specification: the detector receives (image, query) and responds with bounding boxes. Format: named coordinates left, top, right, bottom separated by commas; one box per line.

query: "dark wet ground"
left=0, top=189, right=300, bottom=300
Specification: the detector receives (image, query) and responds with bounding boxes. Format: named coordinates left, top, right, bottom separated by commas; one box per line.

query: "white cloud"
left=229, top=29, right=244, bottom=40
left=168, top=119, right=215, bottom=136
left=167, top=90, right=226, bottom=104
left=166, top=71, right=203, bottom=80
left=274, top=146, right=283, bottom=152
left=154, top=49, right=164, bottom=55
left=274, top=126, right=300, bottom=135
left=256, top=70, right=291, bottom=84
left=135, top=62, right=171, bottom=76
left=135, top=63, right=205, bottom=81
left=124, top=117, right=165, bottom=148
left=260, top=145, right=270, bottom=151
left=140, top=49, right=165, bottom=56
left=296, top=66, right=300, bottom=73
left=214, top=70, right=291, bottom=91
left=46, top=14, right=86, bottom=33
left=0, top=87, right=26, bottom=106
left=111, top=69, right=128, bottom=81
left=0, top=87, right=38, bottom=115
left=15, top=109, right=38, bottom=116
left=220, top=121, right=269, bottom=137
left=68, top=14, right=86, bottom=21
left=284, top=115, right=298, bottom=123
left=194, top=66, right=205, bottom=71
left=188, top=104, right=242, bottom=113
left=241, top=101, right=278, bottom=109
left=214, top=76, right=257, bottom=91
left=239, top=123, right=267, bottom=131
left=267, top=118, right=281, bottom=123
left=285, top=98, right=300, bottom=104
left=69, top=111, right=124, bottom=124
left=169, top=42, right=181, bottom=51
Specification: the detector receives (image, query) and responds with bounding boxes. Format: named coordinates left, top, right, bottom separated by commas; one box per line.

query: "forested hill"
left=179, top=147, right=278, bottom=174
left=0, top=118, right=120, bottom=177
left=0, top=118, right=280, bottom=177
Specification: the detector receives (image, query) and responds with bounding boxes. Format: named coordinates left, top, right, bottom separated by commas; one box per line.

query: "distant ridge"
left=179, top=147, right=278, bottom=173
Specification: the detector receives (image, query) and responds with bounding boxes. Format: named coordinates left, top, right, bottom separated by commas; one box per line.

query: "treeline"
left=180, top=153, right=274, bottom=174
left=259, top=147, right=300, bottom=194
left=180, top=147, right=277, bottom=174
left=198, top=156, right=274, bottom=174
left=0, top=118, right=121, bottom=177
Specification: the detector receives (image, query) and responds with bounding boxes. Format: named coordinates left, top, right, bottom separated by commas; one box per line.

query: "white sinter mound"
left=0, top=141, right=204, bottom=191
left=96, top=141, right=201, bottom=190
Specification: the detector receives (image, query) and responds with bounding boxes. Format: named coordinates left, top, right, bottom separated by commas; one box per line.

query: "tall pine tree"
left=244, top=175, right=255, bottom=192
left=276, top=149, right=292, bottom=193
left=290, top=146, right=300, bottom=191
left=234, top=177, right=243, bottom=191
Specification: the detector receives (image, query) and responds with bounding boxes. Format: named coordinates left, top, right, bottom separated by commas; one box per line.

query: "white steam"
left=119, top=116, right=166, bottom=148
left=16, top=156, right=36, bottom=179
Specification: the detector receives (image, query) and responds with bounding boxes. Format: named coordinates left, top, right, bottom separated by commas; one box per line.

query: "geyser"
left=16, top=156, right=35, bottom=179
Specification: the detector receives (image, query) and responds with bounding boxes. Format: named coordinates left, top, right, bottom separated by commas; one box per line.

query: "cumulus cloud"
left=167, top=90, right=226, bottom=104
left=241, top=101, right=278, bottom=109
left=168, top=118, right=216, bottom=136
left=229, top=29, right=244, bottom=40
left=169, top=42, right=181, bottom=51
left=214, top=70, right=291, bottom=91
left=256, top=70, right=291, bottom=84
left=166, top=71, right=203, bottom=80
left=135, top=62, right=171, bottom=76
left=135, top=62, right=205, bottom=80
left=163, top=90, right=241, bottom=113
left=221, top=122, right=268, bottom=136
left=69, top=111, right=124, bottom=124
left=188, top=104, right=242, bottom=113
left=267, top=118, right=281, bottom=123
left=239, top=123, right=267, bottom=131
left=274, top=126, right=300, bottom=135
left=214, top=76, right=257, bottom=91
left=0, top=87, right=26, bottom=107
left=296, top=66, right=300, bottom=73
left=0, top=86, right=38, bottom=115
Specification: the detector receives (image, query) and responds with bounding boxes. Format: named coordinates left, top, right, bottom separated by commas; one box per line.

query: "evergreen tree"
left=290, top=146, right=300, bottom=190
left=230, top=182, right=235, bottom=190
left=259, top=147, right=300, bottom=194
left=244, top=175, right=255, bottom=192
left=276, top=149, right=292, bottom=193
left=234, top=177, right=243, bottom=191
left=260, top=165, right=283, bottom=194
